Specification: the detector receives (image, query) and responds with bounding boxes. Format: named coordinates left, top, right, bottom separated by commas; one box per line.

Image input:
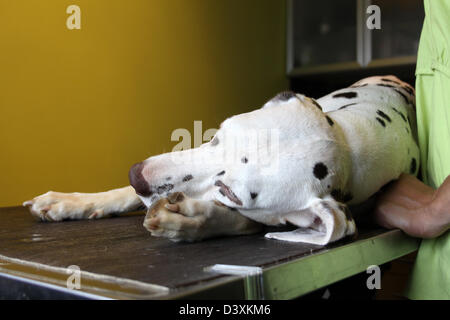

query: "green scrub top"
left=406, top=0, right=450, bottom=300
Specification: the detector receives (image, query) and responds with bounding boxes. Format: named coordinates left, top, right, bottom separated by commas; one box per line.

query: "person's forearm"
left=408, top=204, right=449, bottom=239
left=428, top=174, right=450, bottom=233
left=375, top=174, right=450, bottom=239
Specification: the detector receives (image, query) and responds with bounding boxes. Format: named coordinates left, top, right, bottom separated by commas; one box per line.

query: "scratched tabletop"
left=0, top=206, right=418, bottom=299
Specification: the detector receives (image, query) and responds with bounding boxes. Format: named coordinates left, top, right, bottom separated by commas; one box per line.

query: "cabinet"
left=287, top=0, right=425, bottom=76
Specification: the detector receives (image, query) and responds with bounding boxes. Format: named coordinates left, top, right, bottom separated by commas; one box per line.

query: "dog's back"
left=316, top=75, right=419, bottom=204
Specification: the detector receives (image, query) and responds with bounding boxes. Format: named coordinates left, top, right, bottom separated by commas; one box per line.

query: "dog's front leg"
left=23, top=186, right=144, bottom=221
left=144, top=192, right=263, bottom=242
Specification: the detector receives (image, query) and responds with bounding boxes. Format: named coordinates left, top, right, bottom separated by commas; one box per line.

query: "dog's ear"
left=262, top=91, right=303, bottom=109
left=265, top=199, right=356, bottom=245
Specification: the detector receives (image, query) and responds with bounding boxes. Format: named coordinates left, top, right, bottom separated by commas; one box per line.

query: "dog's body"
left=24, top=75, right=419, bottom=245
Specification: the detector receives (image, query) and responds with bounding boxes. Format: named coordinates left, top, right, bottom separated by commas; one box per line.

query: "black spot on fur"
left=250, top=192, right=258, bottom=199
left=157, top=184, right=174, bottom=194
left=410, top=158, right=417, bottom=174
left=325, top=116, right=334, bottom=126
left=401, top=85, right=414, bottom=96
left=311, top=99, right=323, bottom=111
left=339, top=103, right=357, bottom=110
left=381, top=78, right=402, bottom=85
left=217, top=170, right=225, bottom=176
left=391, top=107, right=407, bottom=122
left=339, top=204, right=353, bottom=221
left=377, top=83, right=396, bottom=89
left=166, top=176, right=172, bottom=181
left=376, top=110, right=392, bottom=123
left=272, top=91, right=297, bottom=102
left=343, top=192, right=354, bottom=203
left=313, top=162, right=328, bottom=180
left=241, top=157, right=248, bottom=164
left=331, top=189, right=353, bottom=203
left=333, top=92, right=358, bottom=99
left=182, top=174, right=193, bottom=182
left=376, top=117, right=386, bottom=127
left=394, top=89, right=410, bottom=104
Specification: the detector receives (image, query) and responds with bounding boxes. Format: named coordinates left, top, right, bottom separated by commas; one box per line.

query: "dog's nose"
left=129, top=162, right=152, bottom=197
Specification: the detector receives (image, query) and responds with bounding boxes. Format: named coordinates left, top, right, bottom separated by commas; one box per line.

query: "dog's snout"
left=129, top=162, right=152, bottom=197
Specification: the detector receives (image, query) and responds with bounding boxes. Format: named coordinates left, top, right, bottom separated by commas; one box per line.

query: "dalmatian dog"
left=23, top=75, right=419, bottom=245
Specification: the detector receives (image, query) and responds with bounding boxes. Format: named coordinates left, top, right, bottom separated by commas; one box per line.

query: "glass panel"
left=371, top=0, right=424, bottom=60
left=292, top=0, right=357, bottom=69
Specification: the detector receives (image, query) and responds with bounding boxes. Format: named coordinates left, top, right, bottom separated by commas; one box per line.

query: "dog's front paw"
left=23, top=191, right=101, bottom=221
left=143, top=192, right=210, bottom=242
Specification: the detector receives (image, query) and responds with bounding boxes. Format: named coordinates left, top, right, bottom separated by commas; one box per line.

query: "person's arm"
left=374, top=173, right=450, bottom=238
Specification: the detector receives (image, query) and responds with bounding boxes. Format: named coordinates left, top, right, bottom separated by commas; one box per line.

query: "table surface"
left=0, top=206, right=420, bottom=299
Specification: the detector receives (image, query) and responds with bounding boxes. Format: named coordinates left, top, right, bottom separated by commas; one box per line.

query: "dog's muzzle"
left=129, top=162, right=152, bottom=197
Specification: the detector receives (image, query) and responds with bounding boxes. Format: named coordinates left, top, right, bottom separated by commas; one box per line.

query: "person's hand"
left=374, top=173, right=450, bottom=238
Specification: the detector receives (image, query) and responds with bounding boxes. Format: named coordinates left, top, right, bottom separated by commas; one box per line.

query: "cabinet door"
left=288, top=0, right=359, bottom=75
left=368, top=0, right=424, bottom=65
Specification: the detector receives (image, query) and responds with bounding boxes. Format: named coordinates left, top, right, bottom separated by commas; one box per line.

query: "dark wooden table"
left=0, top=206, right=419, bottom=299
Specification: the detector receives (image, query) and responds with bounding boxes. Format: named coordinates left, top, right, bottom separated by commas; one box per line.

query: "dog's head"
left=129, top=93, right=342, bottom=221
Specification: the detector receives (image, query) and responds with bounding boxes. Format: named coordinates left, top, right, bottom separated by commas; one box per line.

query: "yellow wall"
left=0, top=0, right=288, bottom=206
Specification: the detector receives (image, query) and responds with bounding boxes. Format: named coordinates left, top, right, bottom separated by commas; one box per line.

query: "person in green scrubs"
left=374, top=0, right=450, bottom=299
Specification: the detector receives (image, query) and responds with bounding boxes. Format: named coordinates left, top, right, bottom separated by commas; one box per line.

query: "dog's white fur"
left=24, top=76, right=419, bottom=245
